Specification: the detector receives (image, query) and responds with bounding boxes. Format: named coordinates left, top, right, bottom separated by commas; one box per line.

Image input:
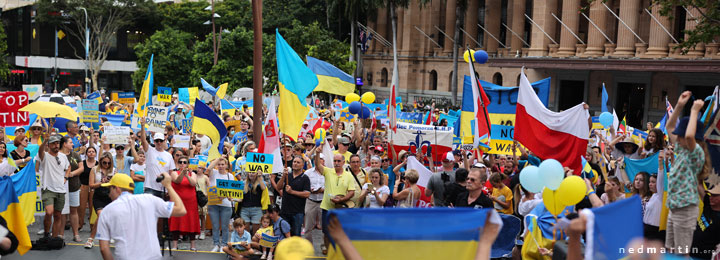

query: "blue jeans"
left=280, top=213, right=304, bottom=236
left=208, top=205, right=232, bottom=246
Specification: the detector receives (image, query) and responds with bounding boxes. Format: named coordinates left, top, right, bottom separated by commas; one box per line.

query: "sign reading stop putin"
left=0, top=91, right=29, bottom=127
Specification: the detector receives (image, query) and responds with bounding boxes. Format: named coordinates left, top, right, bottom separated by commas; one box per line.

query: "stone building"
left=361, top=0, right=720, bottom=128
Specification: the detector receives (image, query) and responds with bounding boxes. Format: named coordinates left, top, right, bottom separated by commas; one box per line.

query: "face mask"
left=230, top=131, right=236, bottom=135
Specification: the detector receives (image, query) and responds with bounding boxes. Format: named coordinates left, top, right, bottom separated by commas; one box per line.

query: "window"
left=493, top=72, right=503, bottom=85
left=381, top=68, right=388, bottom=87
left=429, top=70, right=438, bottom=90
left=367, top=72, right=373, bottom=86
left=478, top=0, right=486, bottom=47
left=449, top=71, right=454, bottom=90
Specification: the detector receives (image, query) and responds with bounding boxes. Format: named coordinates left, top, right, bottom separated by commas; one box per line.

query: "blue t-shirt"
left=113, top=156, right=135, bottom=175
left=382, top=166, right=395, bottom=194
left=133, top=170, right=144, bottom=194
left=231, top=131, right=248, bottom=144
left=273, top=218, right=291, bottom=241
left=229, top=230, right=252, bottom=250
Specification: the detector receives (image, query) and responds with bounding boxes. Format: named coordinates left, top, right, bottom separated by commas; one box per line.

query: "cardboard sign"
left=157, top=87, right=172, bottom=103
left=189, top=158, right=199, bottom=169
left=22, top=84, right=42, bottom=100
left=206, top=186, right=223, bottom=205
left=118, top=92, right=134, bottom=104
left=179, top=87, right=199, bottom=105
left=245, top=152, right=273, bottom=174
left=104, top=126, right=130, bottom=145
left=181, top=118, right=193, bottom=134
left=197, top=155, right=208, bottom=168
left=111, top=92, right=119, bottom=102
left=82, top=99, right=99, bottom=124
left=216, top=179, right=244, bottom=199
left=145, top=106, right=169, bottom=133
left=173, top=135, right=190, bottom=148
left=0, top=91, right=29, bottom=127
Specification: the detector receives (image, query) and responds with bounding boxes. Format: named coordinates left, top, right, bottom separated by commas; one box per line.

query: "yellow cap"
left=274, top=237, right=314, bottom=260
left=101, top=174, right=135, bottom=191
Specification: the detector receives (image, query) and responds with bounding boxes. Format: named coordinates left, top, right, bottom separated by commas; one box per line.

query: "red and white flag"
left=468, top=57, right=492, bottom=149
left=388, top=62, right=398, bottom=132
left=259, top=100, right=284, bottom=173
left=391, top=122, right=453, bottom=164
left=514, top=69, right=589, bottom=173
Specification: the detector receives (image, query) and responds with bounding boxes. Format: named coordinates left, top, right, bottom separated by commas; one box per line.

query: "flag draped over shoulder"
left=276, top=30, right=318, bottom=140
left=514, top=70, right=589, bottom=173
left=192, top=99, right=227, bottom=162
left=0, top=177, right=31, bottom=255
left=306, top=56, right=355, bottom=96
left=136, top=54, right=154, bottom=117
left=327, top=208, right=502, bottom=260
left=10, top=159, right=36, bottom=226
left=581, top=196, right=643, bottom=260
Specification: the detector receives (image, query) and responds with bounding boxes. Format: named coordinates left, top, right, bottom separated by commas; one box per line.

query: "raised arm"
left=684, top=99, right=704, bottom=150
left=139, top=117, right=149, bottom=152
left=315, top=147, right=325, bottom=173
left=161, top=172, right=187, bottom=217
left=666, top=91, right=690, bottom=145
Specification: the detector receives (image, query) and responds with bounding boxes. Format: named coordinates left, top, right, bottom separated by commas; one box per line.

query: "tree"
left=132, top=29, right=195, bottom=92
left=191, top=26, right=255, bottom=94
left=0, top=22, right=9, bottom=81
left=36, top=0, right=157, bottom=92
left=157, top=1, right=209, bottom=39
left=656, top=0, right=720, bottom=51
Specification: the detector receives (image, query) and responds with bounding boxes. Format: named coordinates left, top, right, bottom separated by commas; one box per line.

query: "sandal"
left=321, top=245, right=328, bottom=255
left=84, top=238, right=94, bottom=249
left=190, top=248, right=197, bottom=252
left=73, top=235, right=82, bottom=242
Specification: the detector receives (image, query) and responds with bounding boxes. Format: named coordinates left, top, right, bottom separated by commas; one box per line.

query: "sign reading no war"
left=245, top=152, right=274, bottom=174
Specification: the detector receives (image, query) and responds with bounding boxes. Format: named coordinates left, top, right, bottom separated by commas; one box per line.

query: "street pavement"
left=3, top=215, right=327, bottom=260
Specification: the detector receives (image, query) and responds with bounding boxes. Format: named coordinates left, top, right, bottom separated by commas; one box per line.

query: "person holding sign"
left=241, top=170, right=266, bottom=235
left=139, top=118, right=176, bottom=199
left=168, top=155, right=200, bottom=251
left=276, top=156, right=311, bottom=237
left=206, top=157, right=235, bottom=252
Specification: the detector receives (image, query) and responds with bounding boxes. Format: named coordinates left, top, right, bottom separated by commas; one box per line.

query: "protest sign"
left=111, top=92, right=118, bottom=102
left=260, top=233, right=279, bottom=248
left=216, top=179, right=245, bottom=199
left=22, top=84, right=41, bottom=100
left=0, top=91, right=29, bottom=127
left=397, top=112, right=424, bottom=124
left=245, top=152, right=274, bottom=174
left=181, top=118, right=193, bottom=134
left=197, top=155, right=208, bottom=168
left=104, top=126, right=130, bottom=145
left=207, top=186, right=223, bottom=205
left=118, top=92, right=134, bottom=104
left=158, top=87, right=172, bottom=103
left=179, top=88, right=190, bottom=104
left=173, top=135, right=190, bottom=148
left=188, top=87, right=199, bottom=105
left=87, top=92, right=103, bottom=104
left=188, top=158, right=199, bottom=170
left=145, top=106, right=169, bottom=133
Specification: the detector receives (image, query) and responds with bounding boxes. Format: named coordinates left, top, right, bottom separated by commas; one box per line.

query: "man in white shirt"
left=38, top=133, right=70, bottom=237
left=303, top=153, right=325, bottom=242
left=96, top=173, right=186, bottom=260
left=139, top=119, right=175, bottom=198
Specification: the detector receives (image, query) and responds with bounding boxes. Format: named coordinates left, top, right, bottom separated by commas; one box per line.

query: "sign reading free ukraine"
left=245, top=152, right=274, bottom=174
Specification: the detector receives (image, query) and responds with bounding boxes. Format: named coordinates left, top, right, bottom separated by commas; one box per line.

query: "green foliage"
left=262, top=0, right=327, bottom=33
left=654, top=0, right=720, bottom=51
left=132, top=29, right=195, bottom=91
left=157, top=1, right=209, bottom=38
left=191, top=27, right=255, bottom=94
left=0, top=23, right=8, bottom=80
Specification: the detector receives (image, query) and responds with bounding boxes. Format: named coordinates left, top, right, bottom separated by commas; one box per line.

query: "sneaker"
left=260, top=252, right=267, bottom=259
left=37, top=229, right=45, bottom=235
left=211, top=245, right=220, bottom=252
left=199, top=233, right=205, bottom=240
left=267, top=252, right=273, bottom=260
left=84, top=238, right=94, bottom=249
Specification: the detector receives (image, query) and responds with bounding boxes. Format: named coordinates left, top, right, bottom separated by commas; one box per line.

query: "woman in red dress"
left=169, top=155, right=200, bottom=251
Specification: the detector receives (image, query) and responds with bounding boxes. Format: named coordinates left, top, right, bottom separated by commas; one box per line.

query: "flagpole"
left=251, top=0, right=263, bottom=145
left=467, top=46, right=492, bottom=145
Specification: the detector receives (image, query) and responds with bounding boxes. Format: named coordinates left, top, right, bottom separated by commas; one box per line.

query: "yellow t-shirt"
left=333, top=150, right=352, bottom=164
left=320, top=167, right=356, bottom=210
left=492, top=185, right=514, bottom=215
left=255, top=226, right=273, bottom=237
left=345, top=168, right=365, bottom=207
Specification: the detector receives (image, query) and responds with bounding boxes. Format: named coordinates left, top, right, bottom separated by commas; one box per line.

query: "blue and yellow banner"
left=276, top=30, right=318, bottom=140
left=10, top=158, right=36, bottom=226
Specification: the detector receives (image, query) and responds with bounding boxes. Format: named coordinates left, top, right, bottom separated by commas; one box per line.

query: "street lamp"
left=78, top=7, right=89, bottom=94
left=205, top=2, right=219, bottom=65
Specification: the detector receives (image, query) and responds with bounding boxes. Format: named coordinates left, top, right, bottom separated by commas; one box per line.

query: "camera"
left=156, top=174, right=165, bottom=182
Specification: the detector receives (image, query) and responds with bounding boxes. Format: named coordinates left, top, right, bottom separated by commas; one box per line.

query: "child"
left=223, top=218, right=253, bottom=260
left=129, top=150, right=146, bottom=194
left=488, top=172, right=513, bottom=215
left=195, top=167, right=210, bottom=240
left=252, top=215, right=274, bottom=260
left=601, top=176, right=625, bottom=205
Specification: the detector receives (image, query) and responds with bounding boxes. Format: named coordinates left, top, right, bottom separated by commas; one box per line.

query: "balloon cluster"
left=346, top=92, right=376, bottom=119
left=463, top=49, right=489, bottom=64
left=519, top=159, right=587, bottom=216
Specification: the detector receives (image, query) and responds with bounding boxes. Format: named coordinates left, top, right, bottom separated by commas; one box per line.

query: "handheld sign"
left=0, top=91, right=29, bottom=127
left=207, top=186, right=222, bottom=205
left=181, top=118, right=193, bottom=134
left=259, top=233, right=280, bottom=248
left=188, top=158, right=199, bottom=170
left=172, top=135, right=190, bottom=148
left=104, top=126, right=130, bottom=145
left=145, top=106, right=169, bottom=133
left=82, top=99, right=99, bottom=123
left=197, top=155, right=209, bottom=168
left=245, top=152, right=274, bottom=174
left=157, top=87, right=172, bottom=103
left=118, top=92, right=135, bottom=104
left=216, top=179, right=244, bottom=199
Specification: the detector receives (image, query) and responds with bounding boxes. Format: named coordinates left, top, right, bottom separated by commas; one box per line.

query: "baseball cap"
left=274, top=237, right=314, bottom=260
left=48, top=134, right=63, bottom=143
left=442, top=151, right=454, bottom=162
left=374, top=145, right=384, bottom=152
left=101, top=174, right=135, bottom=191
left=473, top=162, right=487, bottom=168
left=672, top=116, right=705, bottom=141
left=153, top=133, right=165, bottom=141
left=14, top=128, right=25, bottom=134
left=338, top=137, right=351, bottom=145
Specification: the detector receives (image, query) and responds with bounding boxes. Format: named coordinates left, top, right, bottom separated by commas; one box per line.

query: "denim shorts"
left=241, top=207, right=263, bottom=224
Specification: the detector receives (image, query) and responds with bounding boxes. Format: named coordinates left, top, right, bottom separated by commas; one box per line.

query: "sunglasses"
left=154, top=139, right=164, bottom=143
left=178, top=161, right=189, bottom=164
left=382, top=159, right=389, bottom=162
left=333, top=159, right=343, bottom=162
left=468, top=177, right=478, bottom=182
left=101, top=161, right=111, bottom=165
left=115, top=146, right=124, bottom=150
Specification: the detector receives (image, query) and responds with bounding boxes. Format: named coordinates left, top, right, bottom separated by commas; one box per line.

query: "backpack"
left=31, top=236, right=65, bottom=250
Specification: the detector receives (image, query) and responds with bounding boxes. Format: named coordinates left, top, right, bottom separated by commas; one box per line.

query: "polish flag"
left=388, top=64, right=398, bottom=132
left=514, top=69, right=590, bottom=173
left=468, top=56, right=491, bottom=149
left=258, top=100, right=284, bottom=173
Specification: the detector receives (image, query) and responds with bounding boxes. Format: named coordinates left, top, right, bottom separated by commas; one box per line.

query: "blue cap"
left=671, top=116, right=705, bottom=141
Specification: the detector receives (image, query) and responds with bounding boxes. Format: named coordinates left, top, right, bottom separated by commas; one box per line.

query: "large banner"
left=392, top=122, right=453, bottom=163
left=460, top=77, right=551, bottom=155
left=0, top=92, right=29, bottom=127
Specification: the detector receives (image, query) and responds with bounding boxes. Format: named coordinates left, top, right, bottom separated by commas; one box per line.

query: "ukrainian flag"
left=0, top=176, right=32, bottom=255
left=276, top=30, right=318, bottom=140
left=328, top=208, right=497, bottom=260
left=200, top=78, right=229, bottom=99
left=306, top=56, right=355, bottom=96
left=220, top=99, right=237, bottom=116
left=10, top=158, right=35, bottom=226
left=136, top=54, right=154, bottom=117
left=460, top=76, right=475, bottom=144
left=192, top=98, right=227, bottom=161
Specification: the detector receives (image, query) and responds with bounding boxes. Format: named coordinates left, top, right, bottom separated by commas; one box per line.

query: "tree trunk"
left=91, top=70, right=99, bottom=92
left=451, top=5, right=464, bottom=106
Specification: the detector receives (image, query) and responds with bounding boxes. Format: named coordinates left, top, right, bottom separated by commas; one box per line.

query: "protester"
left=85, top=152, right=116, bottom=249
left=241, top=170, right=266, bottom=235
left=61, top=136, right=84, bottom=242
left=358, top=168, right=389, bottom=208
left=222, top=218, right=254, bottom=259
left=0, top=142, right=15, bottom=177
left=206, top=157, right=235, bottom=252
left=315, top=149, right=355, bottom=255
left=425, top=152, right=456, bottom=207
left=277, top=156, right=311, bottom=237
left=488, top=172, right=514, bottom=215
left=139, top=120, right=176, bottom=198
left=38, top=132, right=70, bottom=238
left=454, top=168, right=493, bottom=208
left=393, top=169, right=420, bottom=208
left=196, top=165, right=210, bottom=240
left=600, top=176, right=625, bottom=205
left=303, top=153, right=325, bottom=242
left=78, top=146, right=97, bottom=230
left=129, top=150, right=146, bottom=194
left=168, top=155, right=200, bottom=251
left=252, top=215, right=274, bottom=259
left=10, top=136, right=31, bottom=170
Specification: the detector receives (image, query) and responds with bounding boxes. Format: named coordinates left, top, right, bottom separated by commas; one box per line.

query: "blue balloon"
left=539, top=159, right=565, bottom=190
left=349, top=101, right=362, bottom=114
left=519, top=166, right=544, bottom=193
left=599, top=112, right=613, bottom=128
left=359, top=106, right=372, bottom=119
left=473, top=50, right=489, bottom=64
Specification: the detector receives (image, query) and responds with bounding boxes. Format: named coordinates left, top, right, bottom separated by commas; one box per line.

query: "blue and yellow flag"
left=136, top=54, right=154, bottom=117
left=306, top=56, right=355, bottom=96
left=583, top=196, right=643, bottom=260
left=192, top=98, right=227, bottom=161
left=328, top=208, right=498, bottom=260
left=276, top=30, right=318, bottom=140
left=10, top=158, right=36, bottom=226
left=200, top=78, right=228, bottom=99
left=0, top=176, right=32, bottom=255
left=220, top=99, right=237, bottom=116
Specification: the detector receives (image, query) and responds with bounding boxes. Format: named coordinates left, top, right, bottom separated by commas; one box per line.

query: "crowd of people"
left=0, top=88, right=718, bottom=260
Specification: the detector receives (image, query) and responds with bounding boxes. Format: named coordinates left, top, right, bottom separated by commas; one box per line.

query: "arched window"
left=493, top=72, right=503, bottom=86
left=449, top=71, right=454, bottom=90
left=381, top=68, right=388, bottom=87
left=429, top=70, right=438, bottom=90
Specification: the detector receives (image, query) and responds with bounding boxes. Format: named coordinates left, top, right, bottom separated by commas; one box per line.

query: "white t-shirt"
left=144, top=148, right=175, bottom=192
left=130, top=163, right=146, bottom=173
left=209, top=169, right=233, bottom=207
left=39, top=152, right=70, bottom=193
left=198, top=135, right=211, bottom=152
left=304, top=168, right=325, bottom=202
left=96, top=192, right=173, bottom=260
left=361, top=183, right=389, bottom=208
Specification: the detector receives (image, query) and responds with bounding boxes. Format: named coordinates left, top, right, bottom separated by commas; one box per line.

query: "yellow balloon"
left=557, top=176, right=588, bottom=206
left=463, top=49, right=476, bottom=63
left=542, top=188, right=565, bottom=216
left=346, top=93, right=360, bottom=103
left=314, top=128, right=326, bottom=141
left=361, top=92, right=375, bottom=104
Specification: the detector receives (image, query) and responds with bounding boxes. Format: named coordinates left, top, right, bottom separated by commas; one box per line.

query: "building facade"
left=361, top=0, right=720, bottom=128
